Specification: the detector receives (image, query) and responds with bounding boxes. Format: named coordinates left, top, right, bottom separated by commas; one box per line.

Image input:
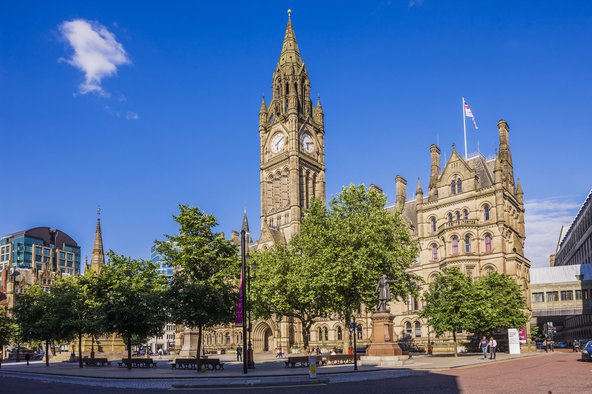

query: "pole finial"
left=97, top=206, right=101, bottom=219
left=287, top=9, right=292, bottom=17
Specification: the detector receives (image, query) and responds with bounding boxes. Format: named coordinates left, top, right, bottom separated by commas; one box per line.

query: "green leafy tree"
left=12, top=285, right=67, bottom=366
left=324, top=185, right=419, bottom=329
left=156, top=204, right=238, bottom=371
left=51, top=275, right=103, bottom=368
left=97, top=252, right=168, bottom=369
left=0, top=308, right=17, bottom=367
left=420, top=268, right=477, bottom=357
left=473, top=272, right=529, bottom=334
left=251, top=199, right=333, bottom=348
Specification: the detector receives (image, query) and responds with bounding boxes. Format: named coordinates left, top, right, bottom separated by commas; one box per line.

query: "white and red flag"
left=464, top=99, right=479, bottom=129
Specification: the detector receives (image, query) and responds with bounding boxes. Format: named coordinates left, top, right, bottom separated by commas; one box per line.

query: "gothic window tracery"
left=431, top=243, right=438, bottom=261
left=465, top=235, right=472, bottom=253
left=452, top=236, right=459, bottom=255
left=484, top=204, right=491, bottom=221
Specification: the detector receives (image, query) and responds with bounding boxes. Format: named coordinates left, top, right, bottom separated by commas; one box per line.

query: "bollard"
left=309, top=354, right=317, bottom=379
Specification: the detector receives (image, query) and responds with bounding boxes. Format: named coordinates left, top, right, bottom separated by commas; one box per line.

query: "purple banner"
left=235, top=272, right=243, bottom=325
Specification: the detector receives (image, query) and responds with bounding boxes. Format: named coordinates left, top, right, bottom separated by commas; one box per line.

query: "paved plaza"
left=0, top=351, right=554, bottom=390
left=0, top=351, right=589, bottom=393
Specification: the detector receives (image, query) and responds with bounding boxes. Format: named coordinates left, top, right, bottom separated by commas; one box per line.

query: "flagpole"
left=462, top=97, right=468, bottom=159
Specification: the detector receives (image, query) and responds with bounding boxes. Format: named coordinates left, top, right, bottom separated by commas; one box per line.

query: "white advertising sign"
left=508, top=328, right=521, bottom=354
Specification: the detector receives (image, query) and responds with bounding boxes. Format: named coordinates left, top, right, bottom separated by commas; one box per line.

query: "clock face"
left=301, top=133, right=314, bottom=153
left=271, top=133, right=286, bottom=153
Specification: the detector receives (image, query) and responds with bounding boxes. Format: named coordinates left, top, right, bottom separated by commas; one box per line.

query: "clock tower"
left=258, top=11, right=326, bottom=248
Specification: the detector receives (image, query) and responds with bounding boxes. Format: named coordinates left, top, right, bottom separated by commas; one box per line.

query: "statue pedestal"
left=364, top=311, right=405, bottom=358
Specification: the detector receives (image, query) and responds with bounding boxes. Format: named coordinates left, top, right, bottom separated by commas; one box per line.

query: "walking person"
left=480, top=336, right=488, bottom=359
left=489, top=336, right=497, bottom=360
left=236, top=345, right=242, bottom=361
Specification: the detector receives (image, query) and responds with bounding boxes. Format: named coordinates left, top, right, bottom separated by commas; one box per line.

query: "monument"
left=361, top=275, right=409, bottom=366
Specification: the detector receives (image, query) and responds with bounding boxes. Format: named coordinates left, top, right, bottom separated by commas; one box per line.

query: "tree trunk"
left=196, top=326, right=203, bottom=372
left=16, top=342, right=20, bottom=363
left=78, top=331, right=83, bottom=368
left=45, top=339, right=50, bottom=367
left=127, top=336, right=132, bottom=370
left=301, top=321, right=312, bottom=350
left=452, top=331, right=458, bottom=357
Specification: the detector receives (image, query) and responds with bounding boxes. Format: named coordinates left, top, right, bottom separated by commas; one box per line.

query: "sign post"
left=508, top=328, right=520, bottom=354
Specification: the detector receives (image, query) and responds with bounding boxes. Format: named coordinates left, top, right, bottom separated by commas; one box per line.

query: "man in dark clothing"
left=236, top=346, right=242, bottom=361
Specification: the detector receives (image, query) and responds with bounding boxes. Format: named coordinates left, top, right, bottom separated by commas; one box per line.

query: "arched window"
left=405, top=322, right=412, bottom=338
left=337, top=326, right=343, bottom=341
left=431, top=243, right=438, bottom=261
left=324, top=327, right=329, bottom=341
left=225, top=332, right=230, bottom=345
left=431, top=217, right=437, bottom=232
left=452, top=236, right=459, bottom=255
left=485, top=234, right=492, bottom=253
left=318, top=327, right=322, bottom=341
left=448, top=213, right=453, bottom=223
left=357, top=325, right=363, bottom=340
left=484, top=204, right=491, bottom=221
left=463, top=209, right=469, bottom=220
left=457, top=179, right=462, bottom=193
left=465, top=235, right=471, bottom=253
left=456, top=211, right=461, bottom=221
left=451, top=180, right=456, bottom=195
left=414, top=321, right=421, bottom=338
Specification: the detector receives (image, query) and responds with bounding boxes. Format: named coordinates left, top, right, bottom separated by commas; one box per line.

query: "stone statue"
left=376, top=274, right=396, bottom=312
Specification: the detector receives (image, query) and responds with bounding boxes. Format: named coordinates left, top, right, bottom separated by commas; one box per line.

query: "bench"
left=284, top=356, right=321, bottom=368
left=117, top=358, right=158, bottom=368
left=82, top=357, right=111, bottom=367
left=171, top=357, right=223, bottom=370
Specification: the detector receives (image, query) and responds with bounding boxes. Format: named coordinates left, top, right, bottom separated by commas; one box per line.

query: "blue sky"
left=0, top=1, right=590, bottom=268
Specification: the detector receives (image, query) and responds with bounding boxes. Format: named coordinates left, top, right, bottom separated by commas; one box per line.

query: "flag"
left=235, top=271, right=244, bottom=325
left=464, top=100, right=479, bottom=129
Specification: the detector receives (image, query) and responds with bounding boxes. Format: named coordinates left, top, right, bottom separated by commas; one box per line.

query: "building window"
left=561, top=290, right=574, bottom=301
left=576, top=290, right=583, bottom=300
left=431, top=217, right=437, bottom=232
left=405, top=322, right=412, bottom=338
left=357, top=325, right=363, bottom=340
left=465, top=235, right=471, bottom=253
left=457, top=179, right=462, bottom=193
left=414, top=321, right=421, bottom=338
left=584, top=290, right=590, bottom=300
left=532, top=292, right=544, bottom=303
left=448, top=213, right=453, bottom=223
left=456, top=211, right=461, bottom=221
left=484, top=234, right=492, bottom=253
left=547, top=291, right=559, bottom=302
left=324, top=327, right=329, bottom=341
left=452, top=236, right=459, bottom=255
left=451, top=180, right=456, bottom=195
left=337, top=326, right=343, bottom=341
left=466, top=266, right=474, bottom=277
left=225, top=333, right=230, bottom=345
left=484, top=204, right=491, bottom=221
left=463, top=209, right=469, bottom=220
left=318, top=327, right=322, bottom=341
left=431, top=244, right=438, bottom=261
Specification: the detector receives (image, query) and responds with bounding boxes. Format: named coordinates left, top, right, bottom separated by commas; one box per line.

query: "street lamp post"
left=240, top=229, right=248, bottom=374
left=349, top=318, right=361, bottom=371
left=246, top=259, right=256, bottom=369
left=276, top=314, right=283, bottom=358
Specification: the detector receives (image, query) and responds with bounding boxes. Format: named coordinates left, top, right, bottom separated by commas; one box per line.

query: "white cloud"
left=125, top=111, right=139, bottom=120
left=525, top=198, right=580, bottom=268
left=59, top=19, right=130, bottom=96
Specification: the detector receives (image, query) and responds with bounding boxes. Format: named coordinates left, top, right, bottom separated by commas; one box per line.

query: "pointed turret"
left=89, top=208, right=105, bottom=274
left=516, top=179, right=524, bottom=203
left=314, top=95, right=324, bottom=125
left=278, top=9, right=302, bottom=69
left=259, top=96, right=267, bottom=128
left=416, top=178, right=423, bottom=204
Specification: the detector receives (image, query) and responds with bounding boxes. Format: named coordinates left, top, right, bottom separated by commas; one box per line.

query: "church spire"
left=90, top=207, right=105, bottom=273
left=278, top=9, right=302, bottom=68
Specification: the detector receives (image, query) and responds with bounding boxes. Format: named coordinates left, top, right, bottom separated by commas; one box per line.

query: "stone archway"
left=253, top=322, right=274, bottom=352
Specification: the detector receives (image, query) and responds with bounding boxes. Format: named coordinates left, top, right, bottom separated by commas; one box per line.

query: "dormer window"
left=451, top=180, right=456, bottom=195
left=451, top=177, right=463, bottom=194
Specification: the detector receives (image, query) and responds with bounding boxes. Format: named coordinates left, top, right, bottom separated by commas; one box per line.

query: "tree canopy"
left=156, top=204, right=239, bottom=370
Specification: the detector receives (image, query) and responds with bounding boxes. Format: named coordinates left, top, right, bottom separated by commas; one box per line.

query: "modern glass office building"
left=0, top=227, right=81, bottom=275
left=151, top=244, right=173, bottom=279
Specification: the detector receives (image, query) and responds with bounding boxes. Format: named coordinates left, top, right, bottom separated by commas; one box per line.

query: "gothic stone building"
left=180, top=12, right=531, bottom=356
left=388, top=127, right=531, bottom=341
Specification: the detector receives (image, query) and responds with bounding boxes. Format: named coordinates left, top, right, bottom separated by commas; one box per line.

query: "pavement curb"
left=171, top=378, right=330, bottom=389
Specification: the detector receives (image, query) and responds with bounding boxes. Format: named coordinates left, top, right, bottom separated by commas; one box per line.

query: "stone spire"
left=89, top=208, right=105, bottom=273
left=278, top=9, right=302, bottom=68
left=241, top=209, right=252, bottom=245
